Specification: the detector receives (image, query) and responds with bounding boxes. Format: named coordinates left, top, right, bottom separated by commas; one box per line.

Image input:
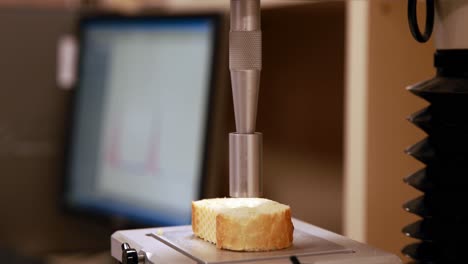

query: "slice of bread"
left=192, top=198, right=294, bottom=251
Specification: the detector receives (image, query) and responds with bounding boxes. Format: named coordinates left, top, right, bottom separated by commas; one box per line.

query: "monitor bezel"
left=61, top=12, right=223, bottom=228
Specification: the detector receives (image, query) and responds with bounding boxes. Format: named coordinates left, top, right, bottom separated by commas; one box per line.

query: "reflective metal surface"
left=229, top=133, right=262, bottom=197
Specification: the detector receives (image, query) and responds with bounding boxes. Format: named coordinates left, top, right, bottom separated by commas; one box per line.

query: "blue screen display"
left=66, top=17, right=217, bottom=226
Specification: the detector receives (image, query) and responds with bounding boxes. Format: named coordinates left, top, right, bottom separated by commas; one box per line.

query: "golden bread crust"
left=216, top=208, right=293, bottom=251
left=191, top=202, right=198, bottom=234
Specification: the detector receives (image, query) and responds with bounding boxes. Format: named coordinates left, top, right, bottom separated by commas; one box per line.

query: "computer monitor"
left=63, top=14, right=220, bottom=226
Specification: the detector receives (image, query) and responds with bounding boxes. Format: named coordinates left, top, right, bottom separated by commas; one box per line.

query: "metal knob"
left=121, top=243, right=145, bottom=264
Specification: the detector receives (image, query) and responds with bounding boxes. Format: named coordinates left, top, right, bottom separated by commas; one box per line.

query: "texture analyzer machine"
left=111, top=0, right=402, bottom=263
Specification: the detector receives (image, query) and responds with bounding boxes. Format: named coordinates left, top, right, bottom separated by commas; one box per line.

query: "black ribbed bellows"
left=403, top=50, right=468, bottom=263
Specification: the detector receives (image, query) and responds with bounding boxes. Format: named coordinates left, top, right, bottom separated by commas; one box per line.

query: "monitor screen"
left=64, top=15, right=218, bottom=226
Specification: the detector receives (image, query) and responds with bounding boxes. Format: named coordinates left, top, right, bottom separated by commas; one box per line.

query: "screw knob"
left=121, top=243, right=140, bottom=264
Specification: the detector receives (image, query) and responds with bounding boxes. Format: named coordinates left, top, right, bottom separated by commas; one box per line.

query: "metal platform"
left=148, top=226, right=352, bottom=263
left=111, top=218, right=402, bottom=264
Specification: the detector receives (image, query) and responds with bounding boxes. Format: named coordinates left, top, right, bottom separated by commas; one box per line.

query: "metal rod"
left=229, top=0, right=262, bottom=197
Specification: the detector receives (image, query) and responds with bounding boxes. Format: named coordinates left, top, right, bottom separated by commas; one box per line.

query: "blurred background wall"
left=344, top=0, right=434, bottom=260
left=260, top=3, right=344, bottom=233
left=365, top=0, right=433, bottom=258
left=0, top=8, right=113, bottom=256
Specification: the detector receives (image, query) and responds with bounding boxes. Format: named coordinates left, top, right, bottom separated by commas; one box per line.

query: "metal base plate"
left=147, top=225, right=353, bottom=264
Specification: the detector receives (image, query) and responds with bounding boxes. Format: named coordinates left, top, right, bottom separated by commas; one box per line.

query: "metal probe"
left=229, top=0, right=263, bottom=198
